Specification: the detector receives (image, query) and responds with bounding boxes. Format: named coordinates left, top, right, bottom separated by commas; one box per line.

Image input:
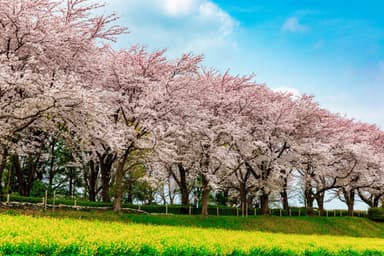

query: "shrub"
left=368, top=207, right=384, bottom=221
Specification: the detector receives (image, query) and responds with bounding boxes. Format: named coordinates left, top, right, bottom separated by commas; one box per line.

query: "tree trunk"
left=343, top=188, right=355, bottom=217
left=26, top=155, right=40, bottom=197
left=358, top=189, right=382, bottom=208
left=87, top=160, right=98, bottom=201
left=99, top=152, right=116, bottom=202
left=48, top=138, right=56, bottom=192
left=280, top=190, right=289, bottom=211
left=12, top=154, right=28, bottom=196
left=247, top=194, right=254, bottom=209
left=170, top=164, right=190, bottom=214
left=178, top=164, right=189, bottom=206
left=260, top=192, right=270, bottom=215
left=201, top=174, right=210, bottom=216
left=373, top=195, right=381, bottom=208
left=167, top=176, right=175, bottom=205
left=113, top=160, right=124, bottom=212
left=0, top=148, right=8, bottom=200
left=239, top=182, right=247, bottom=216
left=305, top=186, right=315, bottom=216
left=315, top=192, right=325, bottom=216
left=305, top=189, right=316, bottom=216
left=113, top=148, right=130, bottom=212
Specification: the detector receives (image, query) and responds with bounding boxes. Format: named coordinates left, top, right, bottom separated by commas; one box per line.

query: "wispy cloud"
left=282, top=17, right=308, bottom=32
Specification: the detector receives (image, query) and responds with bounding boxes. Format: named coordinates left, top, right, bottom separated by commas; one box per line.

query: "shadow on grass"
left=1, top=208, right=384, bottom=238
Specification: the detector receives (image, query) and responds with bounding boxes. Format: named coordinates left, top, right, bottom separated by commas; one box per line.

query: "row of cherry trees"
left=0, top=0, right=383, bottom=216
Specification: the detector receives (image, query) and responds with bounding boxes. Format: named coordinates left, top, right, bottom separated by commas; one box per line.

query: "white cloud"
left=160, top=0, right=197, bottom=16
left=102, top=0, right=238, bottom=58
left=282, top=17, right=308, bottom=32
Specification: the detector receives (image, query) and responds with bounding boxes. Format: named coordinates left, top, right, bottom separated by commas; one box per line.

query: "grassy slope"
left=3, top=208, right=384, bottom=238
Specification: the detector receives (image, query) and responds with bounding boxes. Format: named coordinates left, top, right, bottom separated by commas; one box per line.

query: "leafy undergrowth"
left=1, top=213, right=384, bottom=255
left=4, top=208, right=384, bottom=238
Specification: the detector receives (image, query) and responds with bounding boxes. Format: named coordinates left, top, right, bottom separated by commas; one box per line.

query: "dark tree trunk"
left=260, top=191, right=270, bottom=215
left=201, top=174, right=210, bottom=216
left=358, top=189, right=383, bottom=208
left=305, top=187, right=315, bottom=216
left=239, top=182, right=247, bottom=216
left=0, top=148, right=8, bottom=200
left=12, top=154, right=27, bottom=196
left=87, top=160, right=99, bottom=201
left=178, top=164, right=189, bottom=206
left=280, top=170, right=289, bottom=211
left=343, top=188, right=355, bottom=216
left=26, top=155, right=40, bottom=197
left=169, top=164, right=190, bottom=214
left=113, top=148, right=130, bottom=213
left=99, top=152, right=116, bottom=202
left=48, top=138, right=56, bottom=192
left=306, top=197, right=315, bottom=216
left=247, top=194, right=254, bottom=209
left=315, top=192, right=325, bottom=216
left=280, top=190, right=289, bottom=211
left=114, top=160, right=124, bottom=212
left=167, top=175, right=176, bottom=205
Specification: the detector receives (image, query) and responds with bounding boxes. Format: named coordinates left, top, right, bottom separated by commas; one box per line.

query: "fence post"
left=6, top=194, right=9, bottom=204
left=298, top=208, right=301, bottom=216
left=138, top=204, right=141, bottom=211
left=217, top=207, right=219, bottom=216
left=289, top=209, right=291, bottom=217
left=74, top=198, right=77, bottom=207
left=166, top=204, right=168, bottom=214
left=280, top=209, right=282, bottom=217
left=254, top=208, right=256, bottom=216
left=236, top=207, right=239, bottom=217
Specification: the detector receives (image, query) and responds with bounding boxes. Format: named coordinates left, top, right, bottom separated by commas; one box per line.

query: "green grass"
left=3, top=208, right=384, bottom=238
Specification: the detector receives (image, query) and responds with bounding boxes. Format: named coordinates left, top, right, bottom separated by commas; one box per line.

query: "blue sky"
left=103, top=0, right=384, bottom=128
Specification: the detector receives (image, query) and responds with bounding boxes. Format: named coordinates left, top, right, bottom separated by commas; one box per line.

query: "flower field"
left=1, top=213, right=384, bottom=256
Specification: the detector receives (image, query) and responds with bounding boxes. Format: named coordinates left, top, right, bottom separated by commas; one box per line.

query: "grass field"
left=1, top=210, right=384, bottom=255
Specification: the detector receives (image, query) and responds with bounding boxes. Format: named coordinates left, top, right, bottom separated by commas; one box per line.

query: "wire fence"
left=1, top=194, right=369, bottom=218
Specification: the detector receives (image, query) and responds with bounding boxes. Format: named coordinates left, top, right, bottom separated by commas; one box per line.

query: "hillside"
left=3, top=209, right=384, bottom=238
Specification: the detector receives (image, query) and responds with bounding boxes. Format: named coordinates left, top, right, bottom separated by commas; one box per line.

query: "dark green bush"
left=368, top=207, right=384, bottom=221
left=10, top=194, right=43, bottom=204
